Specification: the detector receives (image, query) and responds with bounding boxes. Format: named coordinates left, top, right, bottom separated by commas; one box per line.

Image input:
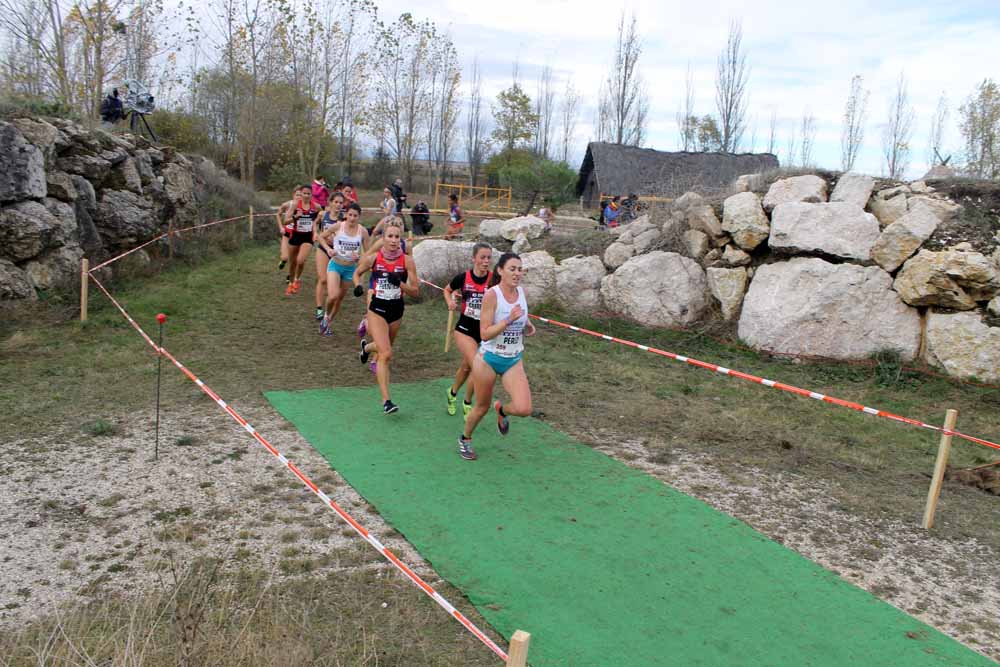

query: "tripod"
left=126, top=109, right=158, bottom=143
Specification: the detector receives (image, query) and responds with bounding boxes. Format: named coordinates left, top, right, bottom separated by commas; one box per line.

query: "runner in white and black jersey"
left=317, top=202, right=369, bottom=336
left=457, top=252, right=535, bottom=461
left=312, top=192, right=346, bottom=320
left=443, top=243, right=494, bottom=418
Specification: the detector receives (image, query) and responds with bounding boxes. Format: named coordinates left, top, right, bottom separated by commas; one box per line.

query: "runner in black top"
left=443, top=243, right=493, bottom=418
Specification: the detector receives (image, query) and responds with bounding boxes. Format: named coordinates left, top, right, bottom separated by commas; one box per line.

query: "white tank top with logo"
left=479, top=285, right=528, bottom=358
left=332, top=226, right=363, bottom=263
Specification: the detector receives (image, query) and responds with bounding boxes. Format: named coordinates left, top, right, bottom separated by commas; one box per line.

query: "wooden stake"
left=506, top=630, right=531, bottom=667
left=444, top=309, right=455, bottom=352
left=249, top=205, right=255, bottom=240
left=80, top=258, right=89, bottom=322
left=922, top=408, right=959, bottom=530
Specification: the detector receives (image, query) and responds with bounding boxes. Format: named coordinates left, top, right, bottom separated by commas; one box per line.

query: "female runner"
left=286, top=185, right=318, bottom=295
left=313, top=192, right=346, bottom=320
left=443, top=243, right=493, bottom=418
left=318, top=202, right=369, bottom=335
left=458, top=253, right=535, bottom=461
left=275, top=188, right=300, bottom=279
left=352, top=220, right=419, bottom=414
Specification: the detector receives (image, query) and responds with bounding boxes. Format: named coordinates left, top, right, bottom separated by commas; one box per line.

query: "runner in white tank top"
left=317, top=202, right=370, bottom=335
left=458, top=253, right=536, bottom=461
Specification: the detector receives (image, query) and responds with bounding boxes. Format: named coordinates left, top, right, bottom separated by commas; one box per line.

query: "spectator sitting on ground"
left=604, top=196, right=621, bottom=228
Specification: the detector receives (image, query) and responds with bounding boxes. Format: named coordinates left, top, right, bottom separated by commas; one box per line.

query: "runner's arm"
left=479, top=290, right=504, bottom=342
left=401, top=255, right=420, bottom=298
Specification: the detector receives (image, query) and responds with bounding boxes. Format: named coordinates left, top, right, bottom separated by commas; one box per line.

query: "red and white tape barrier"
left=88, top=273, right=509, bottom=662
left=420, top=278, right=1000, bottom=453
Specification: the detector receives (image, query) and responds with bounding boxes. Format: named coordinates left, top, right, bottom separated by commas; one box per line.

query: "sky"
left=377, top=0, right=1000, bottom=179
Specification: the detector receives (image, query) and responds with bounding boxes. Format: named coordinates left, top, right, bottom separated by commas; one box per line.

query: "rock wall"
left=1, top=116, right=210, bottom=300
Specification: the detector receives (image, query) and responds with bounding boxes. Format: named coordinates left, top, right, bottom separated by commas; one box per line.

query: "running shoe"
left=291, top=280, right=302, bottom=294
left=320, top=315, right=331, bottom=336
left=284, top=282, right=295, bottom=296
left=446, top=388, right=457, bottom=415
left=369, top=361, right=377, bottom=375
left=278, top=260, right=287, bottom=270
left=286, top=274, right=291, bottom=284
left=495, top=401, right=509, bottom=436
left=383, top=400, right=399, bottom=415
left=314, top=307, right=324, bottom=321
left=458, top=435, right=477, bottom=461
left=359, top=339, right=370, bottom=364
left=357, top=317, right=367, bottom=339
left=462, top=401, right=473, bottom=418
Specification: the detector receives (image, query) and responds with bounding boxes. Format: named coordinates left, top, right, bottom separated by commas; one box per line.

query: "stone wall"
left=0, top=117, right=210, bottom=300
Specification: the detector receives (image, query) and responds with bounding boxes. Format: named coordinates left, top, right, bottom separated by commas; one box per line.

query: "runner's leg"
left=499, top=360, right=532, bottom=417
left=463, top=355, right=496, bottom=438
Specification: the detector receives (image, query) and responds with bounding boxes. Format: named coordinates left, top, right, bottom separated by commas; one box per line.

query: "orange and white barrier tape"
left=88, top=273, right=509, bottom=662
left=421, top=278, right=1000, bottom=453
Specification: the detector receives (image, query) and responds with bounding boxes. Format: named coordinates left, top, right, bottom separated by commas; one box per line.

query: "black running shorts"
left=288, top=231, right=313, bottom=246
left=369, top=298, right=404, bottom=325
left=454, top=314, right=482, bottom=344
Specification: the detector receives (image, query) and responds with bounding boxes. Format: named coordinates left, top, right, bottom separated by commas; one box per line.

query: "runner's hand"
left=386, top=273, right=401, bottom=286
left=353, top=284, right=364, bottom=297
left=508, top=305, right=524, bottom=322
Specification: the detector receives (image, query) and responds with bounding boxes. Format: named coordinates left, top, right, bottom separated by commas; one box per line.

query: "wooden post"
left=80, top=258, right=89, bottom=322
left=248, top=205, right=255, bottom=240
left=434, top=181, right=440, bottom=210
left=922, top=409, right=959, bottom=530
left=444, top=310, right=455, bottom=352
left=506, top=630, right=531, bottom=667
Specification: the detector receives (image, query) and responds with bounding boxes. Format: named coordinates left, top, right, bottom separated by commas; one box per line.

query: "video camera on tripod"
left=100, top=79, right=158, bottom=142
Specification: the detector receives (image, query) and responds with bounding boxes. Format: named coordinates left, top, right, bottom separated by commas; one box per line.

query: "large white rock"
left=769, top=202, right=880, bottom=261
left=687, top=205, right=724, bottom=238
left=830, top=173, right=875, bottom=209
left=924, top=311, right=1000, bottom=382
left=632, top=228, right=661, bottom=255
left=24, top=244, right=85, bottom=291
left=722, top=245, right=751, bottom=266
left=871, top=201, right=940, bottom=272
left=601, top=251, right=709, bottom=327
left=0, top=122, right=46, bottom=202
left=908, top=195, right=961, bottom=222
left=519, top=250, right=557, bottom=305
left=738, top=258, right=921, bottom=360
left=674, top=191, right=705, bottom=210
left=762, top=175, right=827, bottom=212
left=683, top=229, right=709, bottom=260
left=603, top=241, right=636, bottom=270
left=988, top=297, right=1000, bottom=318
left=413, top=240, right=493, bottom=288
left=555, top=255, right=605, bottom=311
left=722, top=191, right=769, bottom=250
left=478, top=218, right=505, bottom=240
left=501, top=215, right=546, bottom=241
left=512, top=233, right=531, bottom=254
left=706, top=267, right=748, bottom=321
left=869, top=189, right=908, bottom=226
left=894, top=248, right=1000, bottom=309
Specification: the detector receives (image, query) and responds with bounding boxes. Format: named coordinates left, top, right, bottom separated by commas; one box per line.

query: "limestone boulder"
left=702, top=248, right=722, bottom=267
left=869, top=189, right=908, bottom=226
left=722, top=191, right=769, bottom=250
left=56, top=154, right=112, bottom=182
left=512, top=233, right=531, bottom=254
left=134, top=150, right=156, bottom=184
left=683, top=229, right=709, bottom=260
left=0, top=201, right=63, bottom=261
left=478, top=218, right=505, bottom=241
left=738, top=258, right=921, bottom=360
left=555, top=255, right=605, bottom=311
left=632, top=228, right=661, bottom=255
left=519, top=250, right=556, bottom=305
left=618, top=216, right=656, bottom=244
left=161, top=162, right=195, bottom=205
left=413, top=240, right=494, bottom=287
left=674, top=191, right=704, bottom=210
left=733, top=173, right=765, bottom=193
left=44, top=198, right=78, bottom=245
left=95, top=190, right=158, bottom=248
left=501, top=215, right=546, bottom=241
left=601, top=251, right=709, bottom=327
left=9, top=118, right=64, bottom=162
left=924, top=312, right=1000, bottom=382
left=603, top=241, right=635, bottom=270
left=908, top=195, right=961, bottom=222
left=988, top=297, right=1000, bottom=318
left=894, top=248, right=1000, bottom=309
left=871, top=201, right=940, bottom=272
left=687, top=205, right=724, bottom=238
left=72, top=176, right=96, bottom=212
left=46, top=171, right=77, bottom=202
left=24, top=244, right=85, bottom=291
left=722, top=245, right=751, bottom=266
left=0, top=258, right=36, bottom=300
left=769, top=202, right=880, bottom=261
left=706, top=267, right=748, bottom=321
left=0, top=122, right=46, bottom=202
left=762, top=175, right=827, bottom=212
left=830, top=173, right=875, bottom=209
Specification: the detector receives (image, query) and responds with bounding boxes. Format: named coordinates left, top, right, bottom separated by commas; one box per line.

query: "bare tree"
left=959, top=78, right=1000, bottom=179
left=927, top=92, right=949, bottom=168
left=532, top=65, right=556, bottom=158
left=784, top=122, right=798, bottom=168
left=0, top=0, right=73, bottom=102
left=676, top=61, right=696, bottom=150
left=748, top=114, right=758, bottom=153
left=799, top=109, right=816, bottom=167
left=714, top=19, right=750, bottom=153
left=882, top=72, right=916, bottom=180
left=767, top=108, right=777, bottom=154
left=426, top=35, right=461, bottom=189
left=840, top=74, right=869, bottom=171
left=558, top=76, right=580, bottom=164
left=465, top=57, right=488, bottom=185
left=601, top=10, right=648, bottom=146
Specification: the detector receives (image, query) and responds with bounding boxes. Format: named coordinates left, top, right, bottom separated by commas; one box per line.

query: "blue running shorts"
left=327, top=260, right=356, bottom=282
left=482, top=351, right=522, bottom=375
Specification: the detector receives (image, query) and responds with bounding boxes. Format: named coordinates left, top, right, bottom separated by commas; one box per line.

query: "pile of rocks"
left=1, top=117, right=205, bottom=300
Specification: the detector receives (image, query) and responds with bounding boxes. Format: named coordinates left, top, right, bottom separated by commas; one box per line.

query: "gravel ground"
left=2, top=405, right=998, bottom=663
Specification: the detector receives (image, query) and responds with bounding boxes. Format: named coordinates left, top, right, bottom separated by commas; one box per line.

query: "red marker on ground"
left=156, top=313, right=167, bottom=324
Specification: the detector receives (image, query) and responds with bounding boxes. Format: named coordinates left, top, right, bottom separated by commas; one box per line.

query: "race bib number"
left=296, top=218, right=313, bottom=232
left=376, top=276, right=401, bottom=301
left=463, top=293, right=483, bottom=320
left=495, top=327, right=523, bottom=357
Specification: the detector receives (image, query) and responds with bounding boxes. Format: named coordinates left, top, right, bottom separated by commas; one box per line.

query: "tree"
left=426, top=34, right=461, bottom=189
left=495, top=156, right=577, bottom=214
left=465, top=57, right=489, bottom=186
left=557, top=77, right=580, bottom=164
left=927, top=92, right=949, bottom=168
left=767, top=108, right=777, bottom=155
left=840, top=74, right=869, bottom=171
left=533, top=64, right=556, bottom=158
left=600, top=10, right=648, bottom=146
left=799, top=110, right=816, bottom=167
left=696, top=115, right=721, bottom=152
left=492, top=80, right=537, bottom=155
left=959, top=79, right=1000, bottom=179
left=676, top=62, right=696, bottom=151
left=714, top=19, right=749, bottom=153
left=882, top=72, right=915, bottom=180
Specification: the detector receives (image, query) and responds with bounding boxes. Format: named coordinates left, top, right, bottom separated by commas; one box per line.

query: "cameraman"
left=100, top=89, right=124, bottom=124
left=410, top=200, right=431, bottom=235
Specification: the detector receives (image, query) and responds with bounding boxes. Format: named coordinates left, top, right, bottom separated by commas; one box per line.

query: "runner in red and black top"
left=352, top=220, right=419, bottom=414
left=443, top=243, right=494, bottom=418
left=275, top=188, right=300, bottom=281
left=286, top=184, right=318, bottom=296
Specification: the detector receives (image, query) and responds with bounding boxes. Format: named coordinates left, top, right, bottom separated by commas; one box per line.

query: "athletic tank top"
left=320, top=212, right=339, bottom=234
left=460, top=270, right=490, bottom=320
left=293, top=203, right=317, bottom=233
left=332, top=225, right=363, bottom=263
left=480, top=285, right=527, bottom=358
left=371, top=250, right=407, bottom=301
